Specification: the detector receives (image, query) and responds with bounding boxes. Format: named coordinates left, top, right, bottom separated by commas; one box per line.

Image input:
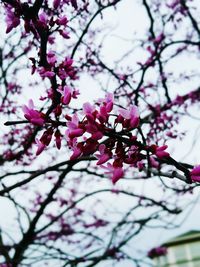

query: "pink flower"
left=155, top=145, right=170, bottom=159
left=66, top=114, right=85, bottom=139
left=67, top=137, right=83, bottom=160
left=5, top=6, right=20, bottom=34
left=124, top=145, right=140, bottom=164
left=55, top=130, right=62, bottom=149
left=85, top=122, right=98, bottom=134
left=40, top=128, right=53, bottom=146
left=56, top=16, right=68, bottom=26
left=97, top=106, right=108, bottom=123
left=95, top=144, right=111, bottom=165
left=72, top=89, right=80, bottom=99
left=149, top=156, right=159, bottom=168
left=67, top=114, right=79, bottom=130
left=148, top=246, right=167, bottom=259
left=104, top=93, right=114, bottom=112
left=137, top=161, right=145, bottom=171
left=38, top=67, right=55, bottom=78
left=118, top=74, right=126, bottom=81
left=63, top=57, right=73, bottom=66
left=53, top=0, right=61, bottom=9
left=112, top=167, right=124, bottom=184
left=102, top=163, right=124, bottom=184
left=82, top=139, right=98, bottom=156
left=167, top=0, right=180, bottom=9
left=83, top=102, right=96, bottom=121
left=70, top=146, right=82, bottom=160
left=95, top=94, right=114, bottom=123
left=58, top=58, right=76, bottom=80
left=47, top=51, right=57, bottom=66
left=23, top=99, right=45, bottom=126
left=118, top=105, right=139, bottom=129
left=190, top=165, right=200, bottom=182
left=91, top=131, right=103, bottom=140
left=58, top=69, right=67, bottom=80
left=68, top=128, right=84, bottom=139
left=59, top=30, right=70, bottom=39
left=58, top=86, right=79, bottom=105
left=38, top=12, right=48, bottom=29
left=97, top=93, right=114, bottom=113
left=67, top=0, right=77, bottom=9
left=35, top=139, right=46, bottom=155
left=153, top=33, right=165, bottom=44
left=62, top=86, right=72, bottom=105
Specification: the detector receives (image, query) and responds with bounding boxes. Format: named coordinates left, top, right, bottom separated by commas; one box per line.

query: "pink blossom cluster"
left=4, top=0, right=78, bottom=36
left=64, top=95, right=170, bottom=183
left=5, top=0, right=199, bottom=187
left=33, top=128, right=63, bottom=156
left=5, top=5, right=20, bottom=33
left=148, top=246, right=167, bottom=259
left=190, top=166, right=200, bottom=183
left=22, top=92, right=172, bottom=184
left=22, top=99, right=45, bottom=126
left=37, top=56, right=77, bottom=81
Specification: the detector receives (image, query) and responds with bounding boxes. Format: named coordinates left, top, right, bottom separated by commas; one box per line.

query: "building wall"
left=154, top=241, right=200, bottom=267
